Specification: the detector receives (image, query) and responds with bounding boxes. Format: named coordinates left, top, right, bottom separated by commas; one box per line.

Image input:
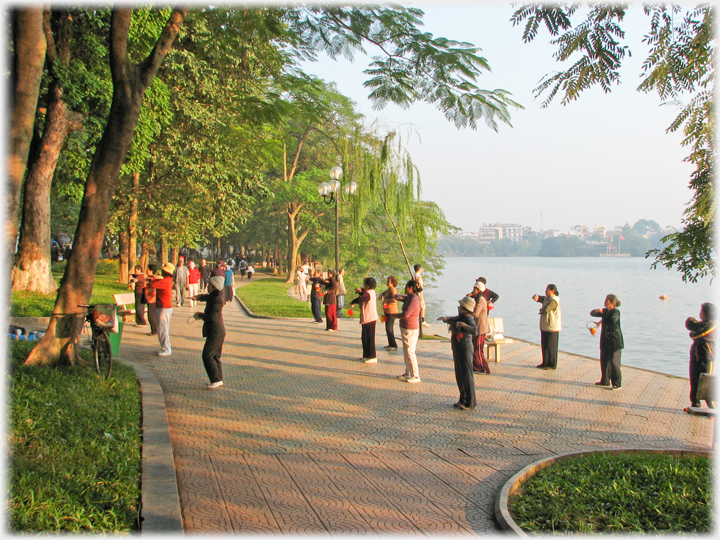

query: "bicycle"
left=79, top=304, right=115, bottom=379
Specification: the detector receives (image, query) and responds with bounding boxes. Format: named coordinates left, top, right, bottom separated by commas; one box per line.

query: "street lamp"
left=318, top=166, right=356, bottom=271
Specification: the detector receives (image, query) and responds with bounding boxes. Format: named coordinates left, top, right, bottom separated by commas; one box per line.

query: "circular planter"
left=494, top=448, right=712, bottom=536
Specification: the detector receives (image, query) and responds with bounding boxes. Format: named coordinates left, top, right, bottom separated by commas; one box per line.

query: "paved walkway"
left=117, top=276, right=713, bottom=534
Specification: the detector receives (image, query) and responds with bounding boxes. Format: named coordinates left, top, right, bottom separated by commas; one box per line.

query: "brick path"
left=117, top=276, right=713, bottom=534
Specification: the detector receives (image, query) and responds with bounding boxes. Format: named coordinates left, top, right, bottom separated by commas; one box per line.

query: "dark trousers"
left=472, top=333, right=490, bottom=373
left=224, top=285, right=234, bottom=303
left=385, top=314, right=398, bottom=347
left=540, top=331, right=559, bottom=369
left=134, top=291, right=147, bottom=325
left=147, top=302, right=158, bottom=335
left=362, top=321, right=377, bottom=359
left=600, top=348, right=622, bottom=387
left=202, top=331, right=225, bottom=383
left=453, top=341, right=476, bottom=408
left=325, top=304, right=337, bottom=330
left=311, top=297, right=323, bottom=322
left=690, top=358, right=713, bottom=406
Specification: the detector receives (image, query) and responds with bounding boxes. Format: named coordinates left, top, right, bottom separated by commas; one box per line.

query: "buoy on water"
left=659, top=295, right=668, bottom=300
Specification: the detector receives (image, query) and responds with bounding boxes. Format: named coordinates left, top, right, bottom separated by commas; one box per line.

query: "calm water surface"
left=422, top=257, right=716, bottom=379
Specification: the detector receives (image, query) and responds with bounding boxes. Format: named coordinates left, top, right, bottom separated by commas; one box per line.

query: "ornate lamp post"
left=318, top=166, right=357, bottom=271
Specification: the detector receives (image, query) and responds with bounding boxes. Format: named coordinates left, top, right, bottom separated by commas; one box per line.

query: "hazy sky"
left=300, top=2, right=695, bottom=233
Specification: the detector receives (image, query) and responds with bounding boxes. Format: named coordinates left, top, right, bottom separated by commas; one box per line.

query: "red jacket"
left=150, top=275, right=173, bottom=308
left=188, top=267, right=201, bottom=284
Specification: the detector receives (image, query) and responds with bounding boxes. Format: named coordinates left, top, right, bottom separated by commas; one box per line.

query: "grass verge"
left=11, top=260, right=129, bottom=317
left=236, top=276, right=335, bottom=319
left=8, top=340, right=142, bottom=532
left=509, top=452, right=713, bottom=533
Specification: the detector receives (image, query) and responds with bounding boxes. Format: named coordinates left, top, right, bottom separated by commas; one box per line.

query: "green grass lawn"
left=509, top=452, right=713, bottom=533
left=11, top=260, right=129, bottom=317
left=236, top=275, right=364, bottom=319
left=8, top=340, right=142, bottom=532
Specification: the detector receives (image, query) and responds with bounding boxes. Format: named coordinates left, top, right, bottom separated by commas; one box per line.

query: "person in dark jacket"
left=475, top=276, right=500, bottom=307
left=129, top=264, right=147, bottom=326
left=308, top=268, right=324, bottom=324
left=321, top=269, right=338, bottom=331
left=191, top=275, right=227, bottom=389
left=439, top=296, right=478, bottom=410
left=590, top=294, right=624, bottom=389
left=685, top=302, right=716, bottom=411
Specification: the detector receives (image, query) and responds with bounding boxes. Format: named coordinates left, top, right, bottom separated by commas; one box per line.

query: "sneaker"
left=207, top=381, right=224, bottom=389
left=405, top=377, right=421, bottom=383
left=147, top=332, right=157, bottom=336
left=384, top=346, right=397, bottom=351
left=156, top=350, right=171, bottom=357
left=176, top=303, right=182, bottom=307
left=364, top=358, right=378, bottom=363
left=422, top=321, right=430, bottom=327
left=397, top=374, right=411, bottom=380
left=594, top=381, right=610, bottom=386
left=611, top=385, right=622, bottom=391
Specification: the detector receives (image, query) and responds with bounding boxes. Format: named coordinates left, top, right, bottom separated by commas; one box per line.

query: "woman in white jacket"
left=532, top=284, right=561, bottom=369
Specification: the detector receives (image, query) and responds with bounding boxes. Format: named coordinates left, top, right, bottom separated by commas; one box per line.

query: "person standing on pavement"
left=174, top=256, right=189, bottom=307
left=144, top=264, right=158, bottom=336
left=246, top=263, right=254, bottom=279
left=187, top=260, right=201, bottom=307
left=199, top=258, right=211, bottom=293
left=296, top=266, right=308, bottom=301
left=309, top=268, right=324, bottom=324
left=532, top=284, right=561, bottom=370
left=475, top=276, right=499, bottom=311
left=380, top=276, right=399, bottom=350
left=191, top=275, right=227, bottom=389
left=590, top=294, right=624, bottom=389
left=395, top=279, right=421, bottom=383
left=129, top=264, right=148, bottom=327
left=349, top=277, right=378, bottom=363
left=336, top=269, right=347, bottom=317
left=322, top=269, right=338, bottom=331
left=438, top=296, right=478, bottom=410
left=469, top=281, right=491, bottom=374
left=413, top=264, right=429, bottom=328
left=684, top=302, right=716, bottom=411
left=149, top=262, right=175, bottom=356
left=223, top=262, right=235, bottom=303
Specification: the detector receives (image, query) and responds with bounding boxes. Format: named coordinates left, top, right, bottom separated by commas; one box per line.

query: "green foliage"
left=509, top=452, right=713, bottom=533
left=8, top=341, right=142, bottom=532
left=511, top=3, right=715, bottom=282
left=539, top=235, right=588, bottom=257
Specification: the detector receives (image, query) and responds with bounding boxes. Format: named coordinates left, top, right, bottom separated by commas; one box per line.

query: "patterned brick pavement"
left=118, top=277, right=713, bottom=534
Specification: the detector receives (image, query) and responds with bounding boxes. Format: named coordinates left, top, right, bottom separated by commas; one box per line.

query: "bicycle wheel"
left=94, top=331, right=113, bottom=379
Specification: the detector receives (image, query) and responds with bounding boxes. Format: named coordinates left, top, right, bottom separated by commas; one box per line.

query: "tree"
left=25, top=7, right=188, bottom=367
left=13, top=9, right=86, bottom=294
left=512, top=3, right=715, bottom=282
left=7, top=8, right=46, bottom=277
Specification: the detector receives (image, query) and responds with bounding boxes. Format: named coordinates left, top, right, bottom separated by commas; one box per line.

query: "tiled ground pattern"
left=119, top=279, right=713, bottom=534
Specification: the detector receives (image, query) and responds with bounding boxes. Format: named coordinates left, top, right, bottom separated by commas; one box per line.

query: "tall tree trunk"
left=12, top=9, right=82, bottom=294
left=285, top=204, right=309, bottom=283
left=140, top=241, right=150, bottom=270
left=118, top=230, right=129, bottom=283
left=160, top=238, right=168, bottom=265
left=7, top=8, right=46, bottom=276
left=128, top=171, right=139, bottom=271
left=170, top=246, right=178, bottom=265
left=25, top=7, right=187, bottom=367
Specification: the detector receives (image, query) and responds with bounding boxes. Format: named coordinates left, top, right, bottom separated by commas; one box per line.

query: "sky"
left=299, top=1, right=696, bottom=234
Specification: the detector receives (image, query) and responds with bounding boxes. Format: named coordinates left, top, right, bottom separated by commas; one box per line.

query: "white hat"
left=459, top=296, right=476, bottom=312
left=474, top=280, right=486, bottom=292
left=209, top=276, right=225, bottom=292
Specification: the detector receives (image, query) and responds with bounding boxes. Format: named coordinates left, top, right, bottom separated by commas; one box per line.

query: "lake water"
left=422, top=257, right=716, bottom=379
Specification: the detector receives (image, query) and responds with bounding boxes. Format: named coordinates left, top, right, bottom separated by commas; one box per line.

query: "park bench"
left=113, top=292, right=136, bottom=322
left=485, top=317, right=513, bottom=362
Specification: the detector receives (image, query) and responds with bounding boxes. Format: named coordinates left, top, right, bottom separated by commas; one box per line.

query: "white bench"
left=485, top=317, right=513, bottom=362
left=113, top=292, right=137, bottom=322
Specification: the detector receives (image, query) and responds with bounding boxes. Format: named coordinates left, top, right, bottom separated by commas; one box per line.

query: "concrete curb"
left=494, top=447, right=713, bottom=536
left=120, top=359, right=183, bottom=534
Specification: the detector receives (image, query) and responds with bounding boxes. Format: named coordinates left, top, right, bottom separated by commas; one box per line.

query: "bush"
left=8, top=341, right=142, bottom=532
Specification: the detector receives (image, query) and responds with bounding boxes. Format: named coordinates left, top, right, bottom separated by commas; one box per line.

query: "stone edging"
left=493, top=447, right=713, bottom=536
left=120, top=359, right=183, bottom=534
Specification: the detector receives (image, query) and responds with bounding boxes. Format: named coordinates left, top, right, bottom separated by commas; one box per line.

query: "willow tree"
left=25, top=7, right=188, bottom=366
left=511, top=3, right=716, bottom=282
